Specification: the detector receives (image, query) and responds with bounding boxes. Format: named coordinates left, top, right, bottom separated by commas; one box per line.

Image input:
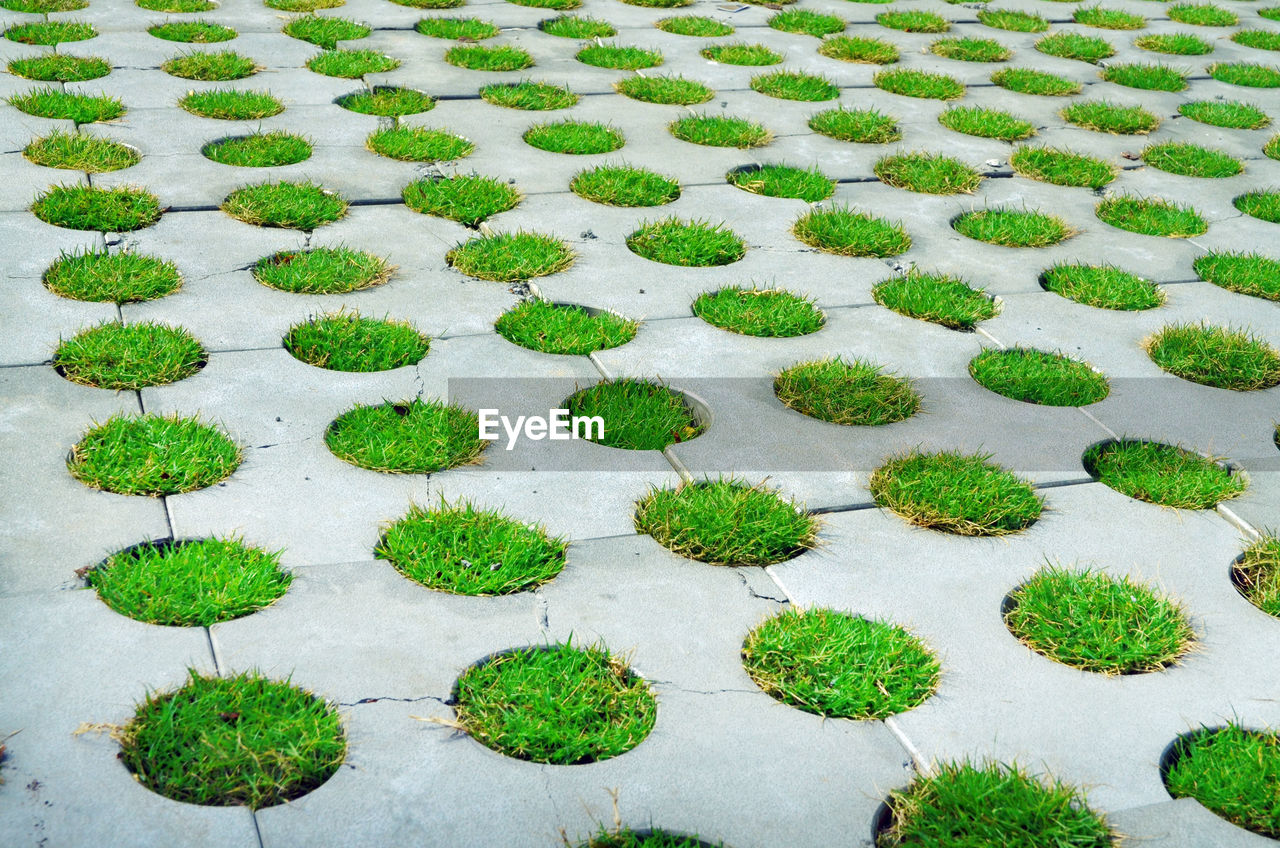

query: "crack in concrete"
left=339, top=694, right=446, bottom=707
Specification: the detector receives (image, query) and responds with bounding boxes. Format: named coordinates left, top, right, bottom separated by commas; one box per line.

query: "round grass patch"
left=1164, top=725, right=1280, bottom=839
left=55, top=321, right=206, bottom=389
left=751, top=70, right=838, bottom=101
left=969, top=347, right=1108, bottom=406
left=138, top=0, right=215, bottom=10
left=616, top=74, right=712, bottom=105
left=953, top=208, right=1073, bottom=248
left=481, top=80, right=577, bottom=110
left=8, top=54, right=111, bottom=82
left=68, top=413, right=240, bottom=496
left=1134, top=33, right=1214, bottom=55
left=306, top=48, right=399, bottom=77
left=284, top=312, right=429, bottom=372
left=793, top=206, right=910, bottom=257
left=1074, top=6, right=1145, bottom=29
left=818, top=34, right=899, bottom=64
left=179, top=88, right=283, bottom=119
left=447, top=44, right=535, bottom=72
left=1193, top=251, right=1280, bottom=302
left=539, top=14, right=615, bottom=38
left=283, top=15, right=370, bottom=49
left=495, top=300, right=638, bottom=355
left=415, top=16, right=499, bottom=40
left=221, top=181, right=347, bottom=230
left=202, top=131, right=312, bottom=167
left=402, top=174, right=521, bottom=227
left=701, top=42, right=782, bottom=65
left=1169, top=2, right=1236, bottom=25
left=809, top=107, right=901, bottom=143
left=769, top=9, right=844, bottom=36
left=875, top=151, right=981, bottom=194
left=254, top=247, right=393, bottom=294
left=1100, top=62, right=1188, bottom=91
left=938, top=106, right=1034, bottom=141
left=571, top=164, right=679, bottom=207
left=1041, top=263, right=1164, bottom=310
left=872, top=271, right=999, bottom=330
left=874, top=68, right=965, bottom=100
left=325, top=398, right=486, bottom=473
left=726, top=164, right=833, bottom=202
left=337, top=86, right=434, bottom=116
left=24, top=131, right=139, bottom=172
left=162, top=50, right=257, bottom=80
left=626, top=218, right=745, bottom=267
left=1209, top=62, right=1280, bottom=87
left=656, top=15, right=733, bottom=37
left=774, top=357, right=919, bottom=426
left=32, top=184, right=161, bottom=232
left=1009, top=146, right=1116, bottom=189
left=44, top=249, right=182, bottom=303
left=742, top=608, right=939, bottom=719
left=575, top=43, right=661, bottom=70
left=1096, top=195, right=1207, bottom=237
left=524, top=120, right=624, bottom=155
left=1179, top=100, right=1270, bottom=129
left=1083, top=439, right=1247, bottom=508
left=4, top=20, right=96, bottom=45
left=870, top=450, right=1043, bottom=536
left=149, top=20, right=236, bottom=42
left=267, top=0, right=344, bottom=9
left=693, top=287, right=824, bottom=337
left=1143, top=322, right=1280, bottom=391
left=1035, top=31, right=1115, bottom=63
left=1061, top=100, right=1160, bottom=134
left=447, top=231, right=574, bottom=282
left=992, top=67, right=1081, bottom=96
left=563, top=378, right=704, bottom=450
left=1142, top=142, right=1243, bottom=178
left=669, top=114, right=770, bottom=148
left=930, top=36, right=1011, bottom=62
left=1, top=0, right=87, bottom=10
left=1235, top=190, right=1280, bottom=223
left=1233, top=535, right=1280, bottom=618
left=367, top=126, right=474, bottom=162
left=978, top=8, right=1049, bottom=32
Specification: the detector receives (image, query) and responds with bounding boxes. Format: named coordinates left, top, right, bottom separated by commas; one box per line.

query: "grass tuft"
left=1073, top=6, right=1145, bottom=29
left=769, top=9, right=844, bottom=36
left=810, top=107, right=901, bottom=143
left=162, top=50, right=257, bottom=80
left=495, top=299, right=638, bottom=355
left=306, top=48, right=398, bottom=77
left=283, top=15, right=369, bottom=49
left=4, top=20, right=96, bottom=45
left=576, top=43, right=662, bottom=70
left=32, top=184, right=161, bottom=232
left=1143, top=322, right=1280, bottom=390
left=1208, top=61, right=1280, bottom=87
left=337, top=86, right=433, bottom=116
left=415, top=16, right=498, bottom=39
left=616, top=74, right=712, bottom=105
left=1010, top=146, right=1116, bottom=188
left=701, top=42, right=782, bottom=65
left=55, top=321, right=206, bottom=389
left=1179, top=100, right=1269, bottom=129
left=1193, top=251, right=1280, bottom=302
left=266, top=0, right=344, bottom=9
left=774, top=357, right=920, bottom=426
left=1042, top=263, right=1164, bottom=310
left=202, top=131, right=311, bottom=167
left=447, top=231, right=575, bottom=282
left=991, top=67, right=1081, bottom=95
left=1084, top=439, right=1247, bottom=507
left=1135, top=32, right=1214, bottom=55
left=1061, top=100, right=1159, bottom=133
left=44, top=249, right=182, bottom=303
left=793, top=206, right=911, bottom=257
left=818, top=34, right=898, bottom=64
left=870, top=450, right=1043, bottom=535
left=977, top=8, right=1048, bottom=32
left=1035, top=31, right=1115, bottom=63
left=1100, top=62, right=1188, bottom=91
left=939, top=106, right=1034, bottom=140
left=222, top=181, right=346, bottom=230
left=1168, top=2, right=1237, bottom=25
left=1142, top=142, right=1242, bottom=177
left=1096, top=195, right=1206, bottom=237
left=368, top=126, right=474, bottom=161
left=626, top=218, right=745, bottom=267
left=727, top=164, right=834, bottom=201
left=873, top=270, right=999, bottom=330
left=692, top=286, right=824, bottom=337
left=447, top=44, right=535, bottom=71
left=656, top=15, right=732, bottom=37
left=8, top=86, right=125, bottom=123
left=68, top=413, right=240, bottom=496
left=403, top=174, right=521, bottom=227
left=149, top=20, right=236, bottom=42
left=875, top=151, right=981, bottom=194
left=8, top=54, right=110, bottom=82
left=969, top=347, right=1109, bottom=406
left=1, top=0, right=86, bottom=10
left=1234, top=536, right=1280, bottom=617
left=137, top=0, right=215, bottom=10
left=539, top=15, right=615, bottom=38
left=874, top=68, right=965, bottom=99
left=878, top=10, right=949, bottom=32
left=564, top=378, right=704, bottom=450
left=1165, top=725, right=1280, bottom=839
left=751, top=70, right=838, bottom=101
left=571, top=164, right=679, bottom=206
left=1235, top=190, right=1280, bottom=223
left=480, top=80, right=577, bottom=110
left=24, top=131, right=139, bottom=172
left=669, top=114, right=771, bottom=148
left=254, top=247, right=393, bottom=294
left=931, top=36, right=1011, bottom=62
left=953, top=208, right=1074, bottom=247
left=180, top=88, right=283, bottom=119
left=325, top=399, right=485, bottom=473
left=284, top=311, right=429, bottom=372
left=524, top=120, right=624, bottom=154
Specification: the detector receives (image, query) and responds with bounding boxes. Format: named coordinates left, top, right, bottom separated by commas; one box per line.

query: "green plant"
left=1073, top=6, right=1145, bottom=29
left=388, top=0, right=463, bottom=9
left=414, top=16, right=497, bottom=39
left=774, top=357, right=920, bottom=426
left=68, top=414, right=241, bottom=496
left=575, top=44, right=662, bottom=70
left=1165, top=725, right=1280, bottom=838
left=818, top=34, right=899, bottom=64
left=939, top=106, right=1034, bottom=140
left=524, top=121, right=624, bottom=154
left=727, top=164, right=833, bottom=201
left=447, top=44, right=535, bottom=71
left=1193, top=251, right=1280, bottom=302
left=870, top=450, right=1043, bottom=535
left=1234, top=536, right=1280, bottom=617
left=1041, top=263, right=1164, bottom=310
left=32, top=185, right=161, bottom=232
left=8, top=54, right=110, bottom=82
left=120, top=671, right=344, bottom=809
left=306, top=48, right=399, bottom=77
left=1, top=0, right=85, bottom=10
left=539, top=14, right=615, bottom=38
left=656, top=15, right=732, bottom=36
left=669, top=114, right=771, bottom=148
left=878, top=10, right=948, bottom=32
left=701, top=42, right=782, bottom=65
left=495, top=300, right=638, bottom=354
left=337, top=86, right=434, bottom=116
left=55, top=321, right=205, bottom=389
left=1179, top=100, right=1270, bottom=129
left=4, top=20, right=96, bottom=45
left=1010, top=146, right=1116, bottom=188
left=743, top=608, right=938, bottom=719
left=619, top=0, right=689, bottom=8
left=1084, top=439, right=1247, bottom=507
left=953, top=208, right=1074, bottom=247
left=1061, top=100, right=1159, bottom=133
left=266, top=0, right=344, bottom=9
left=8, top=87, right=125, bottom=123
left=402, top=174, right=521, bottom=227
left=325, top=399, right=485, bottom=473
left=571, top=165, right=680, bottom=206
left=511, top=0, right=579, bottom=9
left=282, top=15, right=369, bottom=48
left=1035, top=31, right=1114, bottom=62
left=367, top=126, right=474, bottom=161
left=24, top=131, right=139, bottom=172
left=137, top=0, right=214, bottom=10
left=254, top=247, right=393, bottom=294
left=872, top=271, right=999, bottom=330
left=1134, top=33, right=1214, bottom=55
left=1236, top=190, right=1280, bottom=223
left=87, top=538, right=290, bottom=626
left=1142, top=142, right=1242, bottom=177
left=793, top=206, right=911, bottom=257
left=969, top=347, right=1108, bottom=406
left=452, top=643, right=656, bottom=764
left=769, top=9, right=844, bottom=36
left=977, top=8, right=1049, bottom=32
left=179, top=88, right=283, bottom=119
left=1100, top=62, right=1188, bottom=91
left=1264, top=6, right=1280, bottom=20
left=1208, top=61, right=1280, bottom=87
left=1096, top=195, right=1207, bottom=237
left=564, top=379, right=704, bottom=450
left=874, top=68, right=965, bottom=99
left=750, top=70, right=838, bottom=101
left=44, top=249, right=182, bottom=303
left=573, top=828, right=723, bottom=847
left=810, top=107, right=901, bottom=143
left=162, top=51, right=258, bottom=80
left=626, top=218, right=745, bottom=267
left=222, top=181, right=346, bottom=230
left=692, top=286, right=824, bottom=337
left=376, top=501, right=567, bottom=595
left=1143, top=323, right=1280, bottom=390
left=148, top=20, right=237, bottom=42
left=616, top=74, right=713, bottom=105
left=931, top=37, right=1011, bottom=62
left=202, top=131, right=311, bottom=167
left=283, top=312, right=429, bottom=372
left=875, top=151, right=981, bottom=194
left=1168, top=2, right=1237, bottom=25
left=446, top=231, right=575, bottom=281
left=480, top=80, right=577, bottom=110
left=991, top=67, right=1081, bottom=95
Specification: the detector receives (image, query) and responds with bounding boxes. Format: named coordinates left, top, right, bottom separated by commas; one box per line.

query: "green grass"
left=480, top=80, right=577, bottom=109
left=325, top=398, right=485, bottom=473
left=149, top=20, right=237, bottom=42
left=570, top=164, right=680, bottom=206
left=576, top=44, right=662, bottom=69
left=1135, top=32, right=1214, bottom=55
left=283, top=15, right=370, bottom=48
left=137, top=0, right=214, bottom=10
left=24, top=131, right=139, bottom=172
left=634, top=478, right=818, bottom=565
left=742, top=608, right=938, bottom=719
left=810, top=107, right=901, bottom=142
left=1101, top=62, right=1188, bottom=90
left=1165, top=725, right=1280, bottom=838
left=202, top=131, right=311, bottom=167
left=991, top=67, right=1081, bottom=95
left=626, top=218, right=745, bottom=267
left=403, top=174, right=521, bottom=226
left=727, top=164, right=834, bottom=201
left=540, top=14, right=615, bottom=38
left=68, top=413, right=240, bottom=496
left=524, top=120, right=624, bottom=154
left=179, top=88, right=283, bottom=119
left=44, top=249, right=182, bottom=303
left=8, top=54, right=111, bottom=82
left=446, top=231, right=575, bottom=281
left=495, top=299, right=638, bottom=354
left=1208, top=61, right=1280, bottom=87
left=1236, top=190, right=1280, bottom=222
left=774, top=357, right=920, bottom=426
left=447, top=44, right=534, bottom=71
left=693, top=286, right=824, bottom=337
left=818, top=34, right=899, bottom=64
left=266, top=0, right=344, bottom=9
left=162, top=50, right=257, bottom=80
left=1004, top=566, right=1194, bottom=673
left=751, top=70, right=838, bottom=101
left=55, top=321, right=205, bottom=389
left=872, top=271, right=999, bottom=330
left=1096, top=195, right=1207, bottom=237
left=953, top=208, right=1074, bottom=247
left=453, top=643, right=656, bottom=765
left=1234, top=536, right=1280, bottom=617
left=337, top=85, right=433, bottom=115
left=120, top=670, right=344, bottom=809
left=1, top=0, right=86, bottom=10
left=1194, top=251, right=1280, bottom=301
left=969, top=347, right=1109, bottom=406
left=222, top=181, right=346, bottom=230
left=877, top=10, right=949, bottom=33
left=1264, top=6, right=1280, bottom=21
left=977, top=8, right=1049, bottom=32
left=254, top=247, right=392, bottom=294
left=284, top=312, right=429, bottom=372
left=1236, top=29, right=1280, bottom=51
left=307, top=48, right=398, bottom=77
left=1074, top=6, right=1145, bottom=29
left=875, top=152, right=982, bottom=194
left=574, top=829, right=722, bottom=848
left=87, top=538, right=290, bottom=626
left=1036, top=31, right=1115, bottom=62
left=701, top=43, right=782, bottom=65
left=874, top=68, right=965, bottom=99
left=1142, top=142, right=1242, bottom=177
left=769, top=9, right=845, bottom=36
left=793, top=206, right=911, bottom=257
left=1144, top=322, right=1280, bottom=390
left=881, top=761, right=1113, bottom=847
left=1084, top=439, right=1247, bottom=506
left=369, top=126, right=474, bottom=160
left=616, top=74, right=713, bottom=105
left=1168, top=2, right=1237, bottom=25
left=564, top=378, right=704, bottom=450
left=4, top=20, right=96, bottom=45
left=1061, top=100, right=1160, bottom=133
left=931, top=37, right=1011, bottom=62
left=415, top=16, right=498, bottom=39
left=1041, top=263, right=1164, bottom=310
left=939, top=106, right=1034, bottom=140
left=376, top=501, right=567, bottom=595
left=1010, top=146, right=1116, bottom=188
left=669, top=114, right=771, bottom=148
left=32, top=185, right=161, bottom=232
left=388, top=0, right=463, bottom=8
left=619, top=0, right=689, bottom=8
left=656, top=15, right=732, bottom=36
left=8, top=87, right=125, bottom=123
left=870, top=450, right=1043, bottom=535
left=1179, top=100, right=1270, bottom=128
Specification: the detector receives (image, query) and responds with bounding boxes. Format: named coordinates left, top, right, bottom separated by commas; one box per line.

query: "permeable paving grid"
left=3, top=0, right=1280, bottom=843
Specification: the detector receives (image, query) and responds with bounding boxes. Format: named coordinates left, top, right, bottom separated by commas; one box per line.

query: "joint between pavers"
left=249, top=809, right=265, bottom=848
left=809, top=501, right=878, bottom=516
left=205, top=627, right=224, bottom=676
left=586, top=351, right=611, bottom=380
left=884, top=716, right=933, bottom=778
left=661, top=446, right=694, bottom=484
left=1077, top=407, right=1119, bottom=441
left=1215, top=504, right=1262, bottom=542
left=974, top=327, right=1004, bottom=350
